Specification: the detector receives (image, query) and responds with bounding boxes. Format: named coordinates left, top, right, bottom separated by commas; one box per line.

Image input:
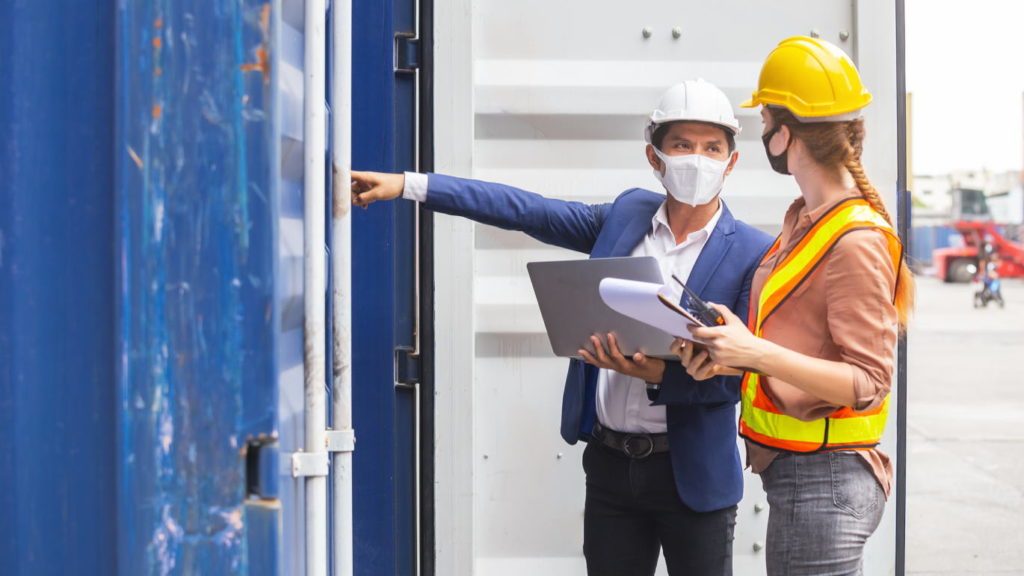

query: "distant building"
left=912, top=169, right=1023, bottom=226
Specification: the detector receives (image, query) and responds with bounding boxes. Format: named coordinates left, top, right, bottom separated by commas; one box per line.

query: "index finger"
left=688, top=325, right=715, bottom=342
left=708, top=302, right=740, bottom=324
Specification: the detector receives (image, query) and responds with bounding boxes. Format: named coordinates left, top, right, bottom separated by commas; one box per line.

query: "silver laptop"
left=526, top=256, right=676, bottom=359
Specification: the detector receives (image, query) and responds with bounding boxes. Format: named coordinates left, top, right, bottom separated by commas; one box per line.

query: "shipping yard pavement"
left=906, top=276, right=1024, bottom=574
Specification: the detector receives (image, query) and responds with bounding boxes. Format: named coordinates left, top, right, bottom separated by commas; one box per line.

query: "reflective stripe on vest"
left=739, top=197, right=902, bottom=453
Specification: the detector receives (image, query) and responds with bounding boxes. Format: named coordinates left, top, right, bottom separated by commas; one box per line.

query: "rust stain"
left=152, top=105, right=162, bottom=119
left=155, top=67, right=163, bottom=76
left=260, top=4, right=271, bottom=35
left=240, top=46, right=269, bottom=85
left=152, top=36, right=162, bottom=49
left=154, top=18, right=163, bottom=29
left=127, top=146, right=143, bottom=169
left=240, top=4, right=272, bottom=84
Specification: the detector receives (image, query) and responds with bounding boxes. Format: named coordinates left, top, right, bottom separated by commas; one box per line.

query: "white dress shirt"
left=401, top=172, right=722, bottom=434
left=596, top=201, right=721, bottom=434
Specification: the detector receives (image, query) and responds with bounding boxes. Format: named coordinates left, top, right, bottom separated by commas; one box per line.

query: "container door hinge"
left=395, top=346, right=421, bottom=386
left=394, top=32, right=420, bottom=74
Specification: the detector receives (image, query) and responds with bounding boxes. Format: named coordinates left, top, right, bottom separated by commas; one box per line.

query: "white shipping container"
left=432, top=2, right=903, bottom=575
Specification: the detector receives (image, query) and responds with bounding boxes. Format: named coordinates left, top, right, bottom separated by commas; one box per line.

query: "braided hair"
left=768, top=108, right=915, bottom=329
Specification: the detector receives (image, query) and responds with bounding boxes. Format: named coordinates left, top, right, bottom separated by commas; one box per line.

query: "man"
left=352, top=79, right=773, bottom=576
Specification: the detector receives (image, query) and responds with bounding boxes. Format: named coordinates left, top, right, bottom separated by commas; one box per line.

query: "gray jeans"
left=759, top=451, right=886, bottom=576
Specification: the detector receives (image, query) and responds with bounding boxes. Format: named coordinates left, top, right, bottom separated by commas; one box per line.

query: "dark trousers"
left=582, top=441, right=737, bottom=576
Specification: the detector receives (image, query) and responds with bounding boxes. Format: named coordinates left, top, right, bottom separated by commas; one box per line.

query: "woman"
left=672, top=36, right=914, bottom=575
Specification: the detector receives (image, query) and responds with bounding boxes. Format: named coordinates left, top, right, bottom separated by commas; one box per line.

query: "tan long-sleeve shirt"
left=745, top=194, right=899, bottom=495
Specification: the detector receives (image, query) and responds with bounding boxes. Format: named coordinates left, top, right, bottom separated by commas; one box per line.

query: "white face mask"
left=652, top=149, right=729, bottom=206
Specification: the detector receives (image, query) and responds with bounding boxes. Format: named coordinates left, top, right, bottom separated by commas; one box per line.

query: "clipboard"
left=659, top=274, right=726, bottom=327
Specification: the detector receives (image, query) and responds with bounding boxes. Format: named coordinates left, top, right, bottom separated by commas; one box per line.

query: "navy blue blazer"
left=423, top=173, right=773, bottom=513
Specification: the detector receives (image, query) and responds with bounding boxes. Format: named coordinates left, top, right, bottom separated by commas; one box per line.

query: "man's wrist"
left=644, top=359, right=667, bottom=385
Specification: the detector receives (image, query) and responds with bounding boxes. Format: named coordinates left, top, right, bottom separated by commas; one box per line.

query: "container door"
left=432, top=1, right=902, bottom=575
left=350, top=0, right=423, bottom=573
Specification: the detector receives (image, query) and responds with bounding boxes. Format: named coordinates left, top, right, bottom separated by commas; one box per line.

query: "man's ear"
left=724, top=150, right=739, bottom=177
left=645, top=144, right=663, bottom=174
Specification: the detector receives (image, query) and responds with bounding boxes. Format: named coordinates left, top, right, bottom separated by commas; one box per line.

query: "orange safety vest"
left=738, top=197, right=903, bottom=453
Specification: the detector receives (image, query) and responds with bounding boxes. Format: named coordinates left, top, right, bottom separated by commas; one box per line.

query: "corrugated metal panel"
left=433, top=1, right=898, bottom=574
left=115, top=1, right=278, bottom=573
left=274, top=2, right=308, bottom=574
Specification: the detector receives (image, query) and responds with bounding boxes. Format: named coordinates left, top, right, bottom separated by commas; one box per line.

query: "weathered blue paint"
left=116, top=1, right=277, bottom=573
left=4, top=0, right=418, bottom=572
left=244, top=500, right=282, bottom=576
left=0, top=1, right=117, bottom=575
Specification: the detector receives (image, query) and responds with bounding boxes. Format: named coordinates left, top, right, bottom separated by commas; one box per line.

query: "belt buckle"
left=622, top=434, right=654, bottom=459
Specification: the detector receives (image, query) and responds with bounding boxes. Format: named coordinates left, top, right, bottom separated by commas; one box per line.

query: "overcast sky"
left=905, top=0, right=1023, bottom=176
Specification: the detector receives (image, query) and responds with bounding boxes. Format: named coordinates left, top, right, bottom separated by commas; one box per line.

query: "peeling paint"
left=157, top=409, right=174, bottom=454
left=153, top=196, right=164, bottom=242
left=127, top=146, right=144, bottom=169
left=147, top=504, right=183, bottom=575
left=118, top=0, right=276, bottom=573
left=200, top=89, right=222, bottom=125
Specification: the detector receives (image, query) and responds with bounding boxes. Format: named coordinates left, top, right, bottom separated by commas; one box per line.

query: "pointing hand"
left=351, top=170, right=405, bottom=208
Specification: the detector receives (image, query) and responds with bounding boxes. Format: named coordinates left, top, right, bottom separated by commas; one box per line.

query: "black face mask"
left=761, top=125, right=791, bottom=175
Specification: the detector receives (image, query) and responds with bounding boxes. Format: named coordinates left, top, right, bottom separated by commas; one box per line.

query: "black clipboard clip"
left=670, top=274, right=725, bottom=327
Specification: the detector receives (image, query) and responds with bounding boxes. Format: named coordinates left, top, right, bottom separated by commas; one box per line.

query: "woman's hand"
left=688, top=303, right=768, bottom=372
left=351, top=170, right=405, bottom=208
left=671, top=338, right=742, bottom=380
left=578, top=333, right=666, bottom=383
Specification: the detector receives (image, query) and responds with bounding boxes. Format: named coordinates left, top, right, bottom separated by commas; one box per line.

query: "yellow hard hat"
left=741, top=36, right=871, bottom=120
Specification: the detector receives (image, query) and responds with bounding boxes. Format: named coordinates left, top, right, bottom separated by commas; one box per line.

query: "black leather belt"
left=592, top=422, right=670, bottom=459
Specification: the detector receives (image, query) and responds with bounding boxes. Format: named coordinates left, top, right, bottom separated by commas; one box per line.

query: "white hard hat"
left=645, top=79, right=741, bottom=143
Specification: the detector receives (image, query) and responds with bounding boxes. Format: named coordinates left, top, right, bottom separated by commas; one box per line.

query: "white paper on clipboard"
left=598, top=277, right=705, bottom=341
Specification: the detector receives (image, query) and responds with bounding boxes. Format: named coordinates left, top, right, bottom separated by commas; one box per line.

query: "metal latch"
left=394, top=32, right=420, bottom=74
left=396, top=346, right=421, bottom=385
left=289, top=429, right=355, bottom=478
